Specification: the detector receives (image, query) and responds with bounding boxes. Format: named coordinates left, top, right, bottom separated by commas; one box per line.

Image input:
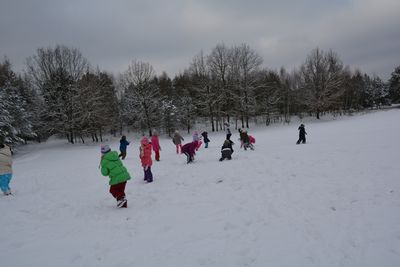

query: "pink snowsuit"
left=151, top=135, right=161, bottom=161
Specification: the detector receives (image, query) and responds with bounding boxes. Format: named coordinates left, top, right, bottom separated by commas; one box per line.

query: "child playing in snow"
left=296, top=124, right=307, bottom=144
left=100, top=145, right=131, bottom=208
left=172, top=130, right=184, bottom=154
left=240, top=129, right=254, bottom=150
left=118, top=135, right=130, bottom=160
left=0, top=141, right=13, bottom=196
left=224, top=122, right=232, bottom=140
left=140, top=137, right=153, bottom=183
left=201, top=131, right=210, bottom=148
left=151, top=130, right=161, bottom=161
left=181, top=141, right=197, bottom=164
left=219, top=139, right=234, bottom=161
left=249, top=135, right=256, bottom=146
left=193, top=131, right=202, bottom=150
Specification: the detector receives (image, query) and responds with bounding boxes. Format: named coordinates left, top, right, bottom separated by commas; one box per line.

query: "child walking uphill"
left=140, top=137, right=153, bottom=183
left=172, top=130, right=184, bottom=154
left=151, top=131, right=161, bottom=161
left=0, top=141, right=13, bottom=196
left=119, top=135, right=130, bottom=160
left=100, top=145, right=131, bottom=208
left=296, top=124, right=307, bottom=144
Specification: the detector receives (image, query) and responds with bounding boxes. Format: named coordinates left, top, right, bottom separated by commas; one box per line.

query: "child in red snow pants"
left=109, top=181, right=127, bottom=201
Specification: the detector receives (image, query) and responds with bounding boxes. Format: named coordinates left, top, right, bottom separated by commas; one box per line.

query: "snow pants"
left=154, top=150, right=160, bottom=161
left=176, top=144, right=182, bottom=154
left=119, top=150, right=127, bottom=160
left=144, top=167, right=153, bottom=182
left=0, top=173, right=12, bottom=194
left=109, top=181, right=127, bottom=201
left=297, top=135, right=306, bottom=144
left=184, top=152, right=194, bottom=163
left=220, top=150, right=233, bottom=161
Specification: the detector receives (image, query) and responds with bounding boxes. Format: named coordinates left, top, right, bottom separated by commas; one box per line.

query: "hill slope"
left=1, top=110, right=400, bottom=267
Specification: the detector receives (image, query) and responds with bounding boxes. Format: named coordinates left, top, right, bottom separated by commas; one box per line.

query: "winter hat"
left=141, top=136, right=149, bottom=145
left=101, top=145, right=111, bottom=154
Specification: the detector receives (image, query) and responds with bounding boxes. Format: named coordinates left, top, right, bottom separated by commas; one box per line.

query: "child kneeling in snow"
left=219, top=140, right=234, bottom=161
left=100, top=145, right=131, bottom=208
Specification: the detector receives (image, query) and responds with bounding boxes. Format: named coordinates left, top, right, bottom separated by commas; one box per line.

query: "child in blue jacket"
left=119, top=135, right=130, bottom=160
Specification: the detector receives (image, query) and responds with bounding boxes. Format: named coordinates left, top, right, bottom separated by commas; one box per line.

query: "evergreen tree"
left=0, top=60, right=36, bottom=145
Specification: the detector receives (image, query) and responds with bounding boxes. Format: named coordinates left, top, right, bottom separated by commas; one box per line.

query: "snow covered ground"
left=1, top=109, right=400, bottom=267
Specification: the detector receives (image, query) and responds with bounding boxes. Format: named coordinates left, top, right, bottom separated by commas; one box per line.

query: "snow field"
left=1, top=109, right=399, bottom=267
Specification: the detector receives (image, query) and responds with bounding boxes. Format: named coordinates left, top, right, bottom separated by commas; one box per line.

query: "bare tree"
left=26, top=45, right=89, bottom=143
left=299, top=48, right=345, bottom=119
left=119, top=60, right=160, bottom=136
left=189, top=51, right=216, bottom=131
left=236, top=44, right=263, bottom=128
left=207, top=43, right=230, bottom=130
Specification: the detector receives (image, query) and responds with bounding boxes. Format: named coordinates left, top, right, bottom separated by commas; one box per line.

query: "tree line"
left=1, top=44, right=399, bottom=146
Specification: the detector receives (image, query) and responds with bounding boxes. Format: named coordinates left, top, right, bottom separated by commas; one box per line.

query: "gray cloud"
left=1, top=0, right=399, bottom=79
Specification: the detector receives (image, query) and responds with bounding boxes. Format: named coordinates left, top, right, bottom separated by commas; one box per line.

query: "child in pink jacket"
left=151, top=131, right=161, bottom=161
left=140, top=137, right=153, bottom=183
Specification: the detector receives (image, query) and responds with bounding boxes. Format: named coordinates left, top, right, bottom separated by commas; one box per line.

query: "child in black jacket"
left=219, top=140, right=234, bottom=161
left=296, top=124, right=307, bottom=144
left=201, top=131, right=210, bottom=148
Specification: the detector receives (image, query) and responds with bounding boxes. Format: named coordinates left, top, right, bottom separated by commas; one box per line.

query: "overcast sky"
left=1, top=0, right=399, bottom=79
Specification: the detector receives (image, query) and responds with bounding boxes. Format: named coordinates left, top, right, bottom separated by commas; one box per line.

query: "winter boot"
left=117, top=197, right=128, bottom=208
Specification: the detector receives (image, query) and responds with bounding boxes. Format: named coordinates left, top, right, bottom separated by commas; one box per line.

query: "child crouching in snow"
left=239, top=129, right=254, bottom=150
left=140, top=137, right=153, bottom=183
left=219, top=140, right=234, bottom=161
left=181, top=141, right=197, bottom=164
left=100, top=145, right=131, bottom=208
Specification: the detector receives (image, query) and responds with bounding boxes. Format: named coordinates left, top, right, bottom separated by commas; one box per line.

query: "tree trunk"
left=69, top=130, right=74, bottom=144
